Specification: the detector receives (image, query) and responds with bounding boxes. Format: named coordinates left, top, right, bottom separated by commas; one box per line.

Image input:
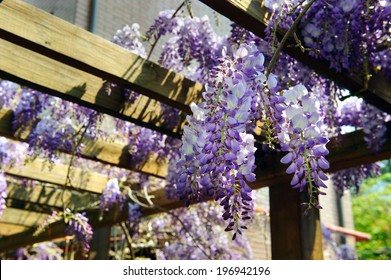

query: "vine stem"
left=153, top=204, right=212, bottom=260
left=126, top=187, right=212, bottom=259
left=61, top=113, right=99, bottom=212
left=120, top=222, right=135, bottom=260
left=266, top=0, right=316, bottom=77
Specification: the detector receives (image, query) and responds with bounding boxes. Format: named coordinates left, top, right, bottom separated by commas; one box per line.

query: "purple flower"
left=278, top=84, right=330, bottom=209
left=64, top=209, right=93, bottom=257
left=100, top=178, right=124, bottom=212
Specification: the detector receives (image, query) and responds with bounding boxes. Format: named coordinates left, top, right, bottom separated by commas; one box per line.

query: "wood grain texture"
left=0, top=39, right=184, bottom=139
left=269, top=184, right=323, bottom=259
left=0, top=0, right=204, bottom=113
left=0, top=223, right=28, bottom=236
left=1, top=208, right=47, bottom=227
left=199, top=0, right=391, bottom=113
left=5, top=157, right=109, bottom=194
left=6, top=180, right=99, bottom=210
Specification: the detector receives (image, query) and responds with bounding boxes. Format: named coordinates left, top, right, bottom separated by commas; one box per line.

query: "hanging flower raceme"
left=100, top=178, right=124, bottom=212
left=278, top=84, right=330, bottom=209
left=34, top=209, right=93, bottom=257
left=332, top=163, right=381, bottom=197
left=173, top=44, right=277, bottom=239
left=64, top=209, right=93, bottom=257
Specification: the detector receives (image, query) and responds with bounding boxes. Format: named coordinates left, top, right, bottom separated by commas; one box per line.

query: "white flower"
left=190, top=102, right=207, bottom=121
left=267, top=74, right=278, bottom=89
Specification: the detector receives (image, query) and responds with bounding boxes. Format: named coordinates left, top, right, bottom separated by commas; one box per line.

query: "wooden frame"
left=0, top=0, right=390, bottom=259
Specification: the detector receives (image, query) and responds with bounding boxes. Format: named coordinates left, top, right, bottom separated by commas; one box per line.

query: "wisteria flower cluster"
left=64, top=209, right=93, bottom=257
left=15, top=242, right=63, bottom=260
left=173, top=44, right=275, bottom=239
left=301, top=0, right=391, bottom=74
left=28, top=242, right=63, bottom=260
left=100, top=178, right=124, bottom=212
left=34, top=209, right=93, bottom=257
left=147, top=10, right=222, bottom=82
left=278, top=84, right=330, bottom=209
left=332, top=163, right=381, bottom=197
left=338, top=97, right=388, bottom=153
left=148, top=201, right=252, bottom=260
left=322, top=225, right=357, bottom=260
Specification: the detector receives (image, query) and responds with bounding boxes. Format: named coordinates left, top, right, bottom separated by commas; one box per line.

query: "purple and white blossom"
left=332, top=163, right=381, bottom=197
left=278, top=84, right=330, bottom=209
left=173, top=44, right=274, bottom=238
left=64, top=209, right=93, bottom=257
left=100, top=178, right=124, bottom=212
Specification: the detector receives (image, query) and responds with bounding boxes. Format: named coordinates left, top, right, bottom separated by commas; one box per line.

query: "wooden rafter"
left=0, top=108, right=168, bottom=178
left=0, top=0, right=205, bottom=139
left=199, top=0, right=391, bottom=113
left=6, top=180, right=99, bottom=212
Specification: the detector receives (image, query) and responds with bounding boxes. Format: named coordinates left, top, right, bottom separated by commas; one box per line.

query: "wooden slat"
left=5, top=157, right=109, bottom=194
left=0, top=108, right=168, bottom=178
left=0, top=208, right=126, bottom=253
left=2, top=122, right=391, bottom=217
left=0, top=223, right=28, bottom=236
left=0, top=39, right=184, bottom=139
left=199, top=0, right=391, bottom=113
left=0, top=0, right=204, bottom=115
left=1, top=208, right=47, bottom=227
left=6, top=180, right=99, bottom=210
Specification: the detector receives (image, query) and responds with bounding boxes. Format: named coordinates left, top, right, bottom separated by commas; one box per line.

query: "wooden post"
left=89, top=227, right=111, bottom=260
left=269, top=183, right=323, bottom=259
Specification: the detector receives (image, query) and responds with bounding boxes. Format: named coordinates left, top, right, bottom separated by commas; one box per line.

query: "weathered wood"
left=89, top=227, right=111, bottom=260
left=5, top=157, right=109, bottom=194
left=0, top=208, right=47, bottom=227
left=0, top=108, right=168, bottom=178
left=0, top=39, right=184, bottom=139
left=6, top=180, right=99, bottom=210
left=0, top=223, right=28, bottom=236
left=0, top=0, right=204, bottom=114
left=199, top=0, right=391, bottom=113
left=269, top=183, right=323, bottom=259
left=0, top=208, right=126, bottom=253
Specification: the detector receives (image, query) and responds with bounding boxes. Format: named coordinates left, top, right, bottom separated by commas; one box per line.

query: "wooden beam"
left=0, top=39, right=184, bottom=139
left=6, top=179, right=99, bottom=211
left=89, top=227, right=111, bottom=260
left=0, top=208, right=126, bottom=253
left=2, top=122, right=391, bottom=216
left=0, top=0, right=204, bottom=117
left=4, top=157, right=110, bottom=194
left=0, top=223, right=28, bottom=236
left=0, top=108, right=168, bottom=178
left=199, top=0, right=391, bottom=113
left=0, top=208, right=47, bottom=228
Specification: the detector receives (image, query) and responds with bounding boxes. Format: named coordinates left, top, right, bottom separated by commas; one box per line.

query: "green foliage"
left=352, top=161, right=391, bottom=260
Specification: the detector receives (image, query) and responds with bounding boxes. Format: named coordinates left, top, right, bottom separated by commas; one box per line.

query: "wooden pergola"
left=0, top=0, right=390, bottom=259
